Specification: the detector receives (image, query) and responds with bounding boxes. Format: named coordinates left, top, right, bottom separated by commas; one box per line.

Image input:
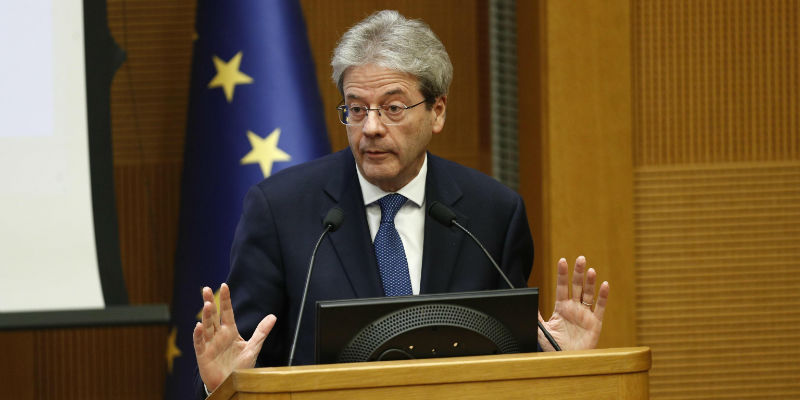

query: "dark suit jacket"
left=196, top=149, right=533, bottom=396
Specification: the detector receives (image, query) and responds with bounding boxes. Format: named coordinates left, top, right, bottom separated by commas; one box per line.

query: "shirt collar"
left=356, top=154, right=427, bottom=207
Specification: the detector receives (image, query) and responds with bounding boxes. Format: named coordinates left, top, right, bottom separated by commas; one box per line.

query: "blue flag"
left=165, top=1, right=330, bottom=397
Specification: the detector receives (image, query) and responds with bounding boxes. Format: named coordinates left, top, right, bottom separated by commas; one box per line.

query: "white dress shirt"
left=356, top=155, right=427, bottom=295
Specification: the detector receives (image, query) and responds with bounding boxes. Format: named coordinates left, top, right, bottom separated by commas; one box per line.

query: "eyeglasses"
left=336, top=99, right=426, bottom=126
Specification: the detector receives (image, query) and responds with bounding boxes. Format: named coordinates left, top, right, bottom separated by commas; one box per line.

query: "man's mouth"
left=364, top=149, right=392, bottom=156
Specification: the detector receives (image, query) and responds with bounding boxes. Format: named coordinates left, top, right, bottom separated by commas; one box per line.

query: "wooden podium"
left=209, top=347, right=650, bottom=399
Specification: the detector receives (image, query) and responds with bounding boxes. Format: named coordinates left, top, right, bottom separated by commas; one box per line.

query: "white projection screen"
left=0, top=0, right=101, bottom=312
left=0, top=0, right=167, bottom=327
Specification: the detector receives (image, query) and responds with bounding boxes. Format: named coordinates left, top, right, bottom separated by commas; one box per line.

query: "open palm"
left=539, top=256, right=609, bottom=351
left=193, top=283, right=276, bottom=392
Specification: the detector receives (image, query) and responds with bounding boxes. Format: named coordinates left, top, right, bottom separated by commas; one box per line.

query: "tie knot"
left=377, top=194, right=407, bottom=223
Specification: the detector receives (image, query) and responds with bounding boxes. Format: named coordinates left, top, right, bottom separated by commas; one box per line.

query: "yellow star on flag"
left=196, top=288, right=222, bottom=320
left=240, top=128, right=291, bottom=177
left=207, top=51, right=253, bottom=103
left=165, top=326, right=182, bottom=374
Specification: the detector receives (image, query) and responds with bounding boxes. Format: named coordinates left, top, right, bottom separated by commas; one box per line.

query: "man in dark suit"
left=193, top=10, right=609, bottom=395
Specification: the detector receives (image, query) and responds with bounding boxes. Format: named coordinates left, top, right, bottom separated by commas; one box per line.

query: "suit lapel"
left=322, top=151, right=384, bottom=298
left=420, top=154, right=467, bottom=294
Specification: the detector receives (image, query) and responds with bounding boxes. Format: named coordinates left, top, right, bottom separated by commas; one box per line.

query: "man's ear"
left=431, top=95, right=447, bottom=134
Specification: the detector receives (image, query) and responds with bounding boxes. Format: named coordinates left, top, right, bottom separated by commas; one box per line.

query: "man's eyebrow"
left=344, top=88, right=409, bottom=100
left=384, top=88, right=407, bottom=96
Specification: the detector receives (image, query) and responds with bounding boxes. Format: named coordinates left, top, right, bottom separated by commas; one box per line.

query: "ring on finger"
left=581, top=300, right=593, bottom=307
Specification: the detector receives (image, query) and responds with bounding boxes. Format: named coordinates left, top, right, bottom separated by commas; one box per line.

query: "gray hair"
left=331, top=10, right=453, bottom=104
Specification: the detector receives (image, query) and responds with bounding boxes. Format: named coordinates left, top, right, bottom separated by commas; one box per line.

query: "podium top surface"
left=211, top=347, right=651, bottom=398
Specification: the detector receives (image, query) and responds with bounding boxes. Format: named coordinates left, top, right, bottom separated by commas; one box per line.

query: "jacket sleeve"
left=499, top=194, right=534, bottom=289
left=227, top=184, right=289, bottom=367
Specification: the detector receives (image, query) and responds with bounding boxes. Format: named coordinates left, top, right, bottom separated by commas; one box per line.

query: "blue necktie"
left=374, top=194, right=412, bottom=296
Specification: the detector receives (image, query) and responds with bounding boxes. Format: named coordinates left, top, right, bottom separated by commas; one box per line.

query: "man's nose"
left=361, top=109, right=386, bottom=136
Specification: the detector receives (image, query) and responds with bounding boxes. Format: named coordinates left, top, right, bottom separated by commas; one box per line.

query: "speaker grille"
left=338, top=303, right=520, bottom=363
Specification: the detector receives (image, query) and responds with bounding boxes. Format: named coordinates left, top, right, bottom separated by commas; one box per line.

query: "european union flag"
left=165, top=1, right=329, bottom=397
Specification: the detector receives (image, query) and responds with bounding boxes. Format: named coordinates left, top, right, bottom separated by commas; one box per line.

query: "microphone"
left=287, top=207, right=344, bottom=366
left=427, top=201, right=562, bottom=352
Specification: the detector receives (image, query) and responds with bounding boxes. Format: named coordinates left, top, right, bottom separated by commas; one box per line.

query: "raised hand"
left=538, top=256, right=609, bottom=351
left=193, top=283, right=277, bottom=392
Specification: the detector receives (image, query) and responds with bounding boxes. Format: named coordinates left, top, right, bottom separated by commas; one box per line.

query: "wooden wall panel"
left=107, top=1, right=195, bottom=165
left=634, top=0, right=799, bottom=166
left=632, top=0, right=800, bottom=398
left=517, top=0, right=546, bottom=306
left=106, top=0, right=194, bottom=308
left=518, top=0, right=637, bottom=350
left=114, top=163, right=183, bottom=304
left=521, top=3, right=799, bottom=398
left=635, top=164, right=800, bottom=398
left=0, top=331, right=35, bottom=398
left=32, top=326, right=168, bottom=400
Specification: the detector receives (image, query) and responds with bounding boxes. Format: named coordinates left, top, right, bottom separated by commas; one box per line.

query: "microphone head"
left=323, top=207, right=345, bottom=231
left=428, top=201, right=456, bottom=227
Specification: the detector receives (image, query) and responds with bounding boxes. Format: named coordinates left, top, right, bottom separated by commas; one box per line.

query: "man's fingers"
left=219, top=283, right=236, bottom=328
left=202, top=286, right=215, bottom=303
left=593, top=281, right=610, bottom=321
left=243, top=314, right=277, bottom=363
left=202, top=301, right=216, bottom=341
left=201, top=285, right=221, bottom=332
left=582, top=267, right=597, bottom=304
left=571, top=256, right=586, bottom=302
left=251, top=314, right=277, bottom=344
left=193, top=322, right=205, bottom=355
left=200, top=286, right=222, bottom=342
left=555, top=258, right=570, bottom=303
